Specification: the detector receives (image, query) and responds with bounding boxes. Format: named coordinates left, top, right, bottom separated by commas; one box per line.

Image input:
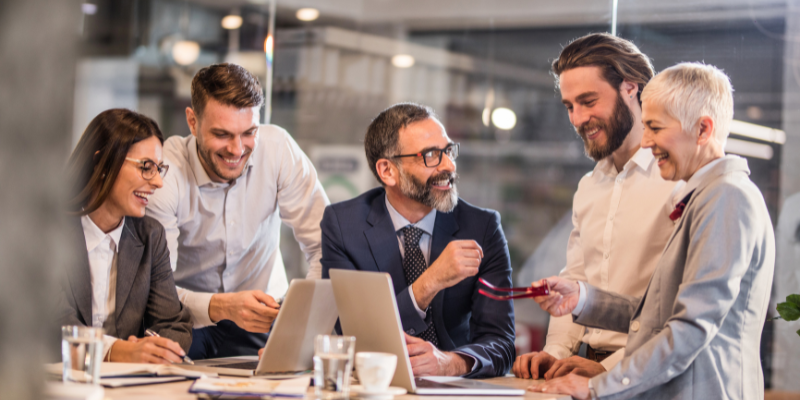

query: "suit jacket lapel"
left=429, top=210, right=459, bottom=349
left=365, top=192, right=407, bottom=288
left=115, top=217, right=144, bottom=322
left=69, top=219, right=94, bottom=326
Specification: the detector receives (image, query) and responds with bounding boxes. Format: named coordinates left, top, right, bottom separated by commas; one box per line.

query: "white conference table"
left=102, top=375, right=571, bottom=400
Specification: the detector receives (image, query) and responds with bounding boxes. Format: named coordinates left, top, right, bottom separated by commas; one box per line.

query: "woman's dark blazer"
left=57, top=215, right=192, bottom=351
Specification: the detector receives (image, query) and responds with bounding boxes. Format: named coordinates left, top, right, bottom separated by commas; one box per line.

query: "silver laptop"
left=186, top=279, right=338, bottom=377
left=329, top=269, right=524, bottom=396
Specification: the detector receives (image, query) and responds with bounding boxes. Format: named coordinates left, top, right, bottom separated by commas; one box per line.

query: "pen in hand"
left=144, top=329, right=194, bottom=365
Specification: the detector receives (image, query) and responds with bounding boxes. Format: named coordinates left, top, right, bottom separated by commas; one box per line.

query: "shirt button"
left=622, top=377, right=630, bottom=385
left=408, top=328, right=416, bottom=335
left=229, top=251, right=234, bottom=255
left=631, top=321, right=640, bottom=332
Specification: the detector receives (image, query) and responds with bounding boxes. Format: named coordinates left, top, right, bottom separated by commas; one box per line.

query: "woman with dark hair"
left=59, top=108, right=191, bottom=363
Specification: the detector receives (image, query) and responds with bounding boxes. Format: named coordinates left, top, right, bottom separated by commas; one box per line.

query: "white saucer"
left=350, top=385, right=407, bottom=399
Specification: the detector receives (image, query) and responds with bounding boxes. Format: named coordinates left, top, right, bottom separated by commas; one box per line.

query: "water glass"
left=313, top=335, right=356, bottom=399
left=61, top=326, right=104, bottom=385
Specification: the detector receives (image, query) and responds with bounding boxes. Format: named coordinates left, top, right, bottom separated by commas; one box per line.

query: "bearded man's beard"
left=396, top=166, right=459, bottom=213
left=575, top=93, right=635, bottom=161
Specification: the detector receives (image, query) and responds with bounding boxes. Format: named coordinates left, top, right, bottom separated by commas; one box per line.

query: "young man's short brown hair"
left=552, top=33, right=654, bottom=103
left=190, top=63, right=264, bottom=117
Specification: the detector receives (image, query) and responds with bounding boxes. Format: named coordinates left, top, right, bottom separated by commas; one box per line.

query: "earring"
left=630, top=95, right=633, bottom=99
left=101, top=173, right=106, bottom=179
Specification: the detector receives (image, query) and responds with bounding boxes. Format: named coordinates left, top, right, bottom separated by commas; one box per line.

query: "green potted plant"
left=774, top=294, right=800, bottom=336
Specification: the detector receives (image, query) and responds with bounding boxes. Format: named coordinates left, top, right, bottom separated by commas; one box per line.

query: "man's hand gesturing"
left=209, top=290, right=280, bottom=333
left=412, top=240, right=483, bottom=309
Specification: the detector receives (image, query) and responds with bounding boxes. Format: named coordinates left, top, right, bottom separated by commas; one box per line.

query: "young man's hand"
left=513, top=351, right=557, bottom=379
left=209, top=290, right=280, bottom=333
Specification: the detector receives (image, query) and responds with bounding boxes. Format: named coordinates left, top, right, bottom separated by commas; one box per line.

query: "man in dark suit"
left=321, top=103, right=515, bottom=378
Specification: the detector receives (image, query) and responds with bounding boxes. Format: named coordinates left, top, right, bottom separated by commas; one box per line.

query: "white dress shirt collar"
left=594, top=146, right=654, bottom=178
left=81, top=214, right=124, bottom=254
left=385, top=195, right=437, bottom=235
left=187, top=135, right=255, bottom=188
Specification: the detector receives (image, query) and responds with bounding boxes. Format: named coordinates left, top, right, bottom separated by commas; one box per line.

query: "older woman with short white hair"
left=527, top=63, right=775, bottom=400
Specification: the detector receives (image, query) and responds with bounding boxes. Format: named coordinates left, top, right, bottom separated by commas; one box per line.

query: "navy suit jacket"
left=321, top=187, right=515, bottom=378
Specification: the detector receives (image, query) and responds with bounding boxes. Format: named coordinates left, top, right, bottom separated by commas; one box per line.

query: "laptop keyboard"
left=210, top=361, right=260, bottom=370
left=208, top=361, right=308, bottom=375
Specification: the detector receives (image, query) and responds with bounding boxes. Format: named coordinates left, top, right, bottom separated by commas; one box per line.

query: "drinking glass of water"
left=61, top=326, right=104, bottom=385
left=313, top=335, right=356, bottom=399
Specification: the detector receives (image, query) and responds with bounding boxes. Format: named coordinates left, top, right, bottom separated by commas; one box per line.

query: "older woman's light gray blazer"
left=575, top=156, right=775, bottom=400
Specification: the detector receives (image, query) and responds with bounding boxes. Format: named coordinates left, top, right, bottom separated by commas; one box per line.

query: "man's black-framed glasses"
left=392, top=143, right=460, bottom=168
left=125, top=157, right=169, bottom=180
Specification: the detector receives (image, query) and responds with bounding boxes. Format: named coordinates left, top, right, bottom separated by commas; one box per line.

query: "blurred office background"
left=3, top=0, right=800, bottom=397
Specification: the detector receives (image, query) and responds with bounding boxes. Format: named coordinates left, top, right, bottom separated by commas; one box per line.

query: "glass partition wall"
left=74, top=0, right=799, bottom=392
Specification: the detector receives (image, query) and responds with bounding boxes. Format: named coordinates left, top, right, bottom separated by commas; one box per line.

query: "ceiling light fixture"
left=221, top=15, right=243, bottom=30
left=491, top=108, right=517, bottom=130
left=296, top=8, right=320, bottom=22
left=729, top=119, right=785, bottom=144
left=391, top=54, right=415, bottom=68
left=725, top=138, right=774, bottom=160
left=82, top=3, right=97, bottom=15
left=172, top=40, right=200, bottom=66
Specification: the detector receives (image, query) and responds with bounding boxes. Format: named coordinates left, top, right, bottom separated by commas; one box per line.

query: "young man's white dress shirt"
left=146, top=125, right=329, bottom=327
left=543, top=147, right=682, bottom=370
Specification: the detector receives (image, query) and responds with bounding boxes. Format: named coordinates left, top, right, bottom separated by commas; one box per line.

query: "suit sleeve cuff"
left=179, top=289, right=216, bottom=328
left=395, top=286, right=429, bottom=335
left=453, top=351, right=479, bottom=375
left=572, top=281, right=588, bottom=317
left=407, top=285, right=428, bottom=319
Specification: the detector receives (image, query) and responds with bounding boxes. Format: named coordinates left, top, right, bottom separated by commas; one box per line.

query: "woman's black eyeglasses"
left=125, top=158, right=169, bottom=180
left=392, top=143, right=460, bottom=168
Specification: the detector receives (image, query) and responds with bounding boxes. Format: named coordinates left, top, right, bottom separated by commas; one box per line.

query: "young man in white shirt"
left=146, top=63, right=329, bottom=359
left=512, top=33, right=681, bottom=380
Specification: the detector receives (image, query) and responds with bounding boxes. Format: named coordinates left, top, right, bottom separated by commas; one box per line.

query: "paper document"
left=100, top=376, right=187, bottom=388
left=46, top=362, right=216, bottom=378
left=189, top=376, right=309, bottom=397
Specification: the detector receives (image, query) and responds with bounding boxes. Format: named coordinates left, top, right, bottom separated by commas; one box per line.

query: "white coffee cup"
left=355, top=352, right=397, bottom=392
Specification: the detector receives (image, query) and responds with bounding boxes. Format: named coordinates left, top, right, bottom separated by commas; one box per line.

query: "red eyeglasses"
left=478, top=277, right=550, bottom=301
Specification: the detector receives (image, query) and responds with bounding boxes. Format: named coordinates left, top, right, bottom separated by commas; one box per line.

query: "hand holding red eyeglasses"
left=529, top=277, right=581, bottom=317
left=477, top=277, right=550, bottom=300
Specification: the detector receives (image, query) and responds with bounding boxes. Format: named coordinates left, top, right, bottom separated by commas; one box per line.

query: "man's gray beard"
left=397, top=166, right=459, bottom=213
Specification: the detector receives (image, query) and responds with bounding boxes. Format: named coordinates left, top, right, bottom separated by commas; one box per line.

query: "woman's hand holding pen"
left=108, top=335, right=187, bottom=364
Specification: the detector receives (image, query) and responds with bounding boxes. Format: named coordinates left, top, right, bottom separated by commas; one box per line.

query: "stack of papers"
left=47, top=362, right=217, bottom=388
left=47, top=362, right=216, bottom=378
left=189, top=376, right=309, bottom=397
